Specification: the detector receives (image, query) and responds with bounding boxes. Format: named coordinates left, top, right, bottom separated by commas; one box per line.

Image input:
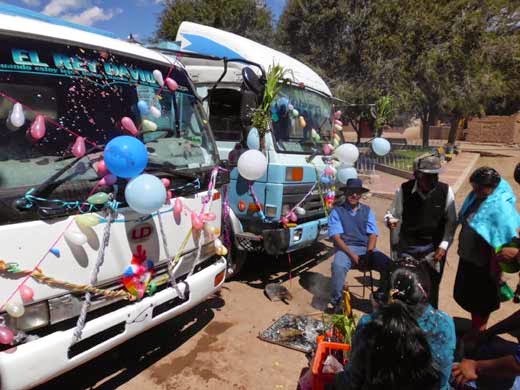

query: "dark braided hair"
left=389, top=258, right=431, bottom=319
left=470, top=166, right=501, bottom=188
left=359, top=301, right=441, bottom=390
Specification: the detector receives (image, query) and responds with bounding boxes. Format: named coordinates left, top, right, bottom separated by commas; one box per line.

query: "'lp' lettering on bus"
left=129, top=223, right=154, bottom=242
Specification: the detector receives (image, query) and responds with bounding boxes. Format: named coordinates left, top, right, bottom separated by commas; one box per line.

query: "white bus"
left=0, top=5, right=226, bottom=389
left=153, top=23, right=341, bottom=275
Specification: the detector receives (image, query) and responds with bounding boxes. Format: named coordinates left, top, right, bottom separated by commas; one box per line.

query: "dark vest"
left=335, top=203, right=370, bottom=247
left=400, top=180, right=448, bottom=247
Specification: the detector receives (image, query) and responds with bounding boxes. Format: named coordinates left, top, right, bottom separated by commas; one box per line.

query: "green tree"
left=277, top=0, right=520, bottom=146
left=156, top=0, right=274, bottom=46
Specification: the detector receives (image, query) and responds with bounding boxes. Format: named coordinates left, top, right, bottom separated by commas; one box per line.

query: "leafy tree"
left=156, top=0, right=274, bottom=45
left=277, top=0, right=520, bottom=146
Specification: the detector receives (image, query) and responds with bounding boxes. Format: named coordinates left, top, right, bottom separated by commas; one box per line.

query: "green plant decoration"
left=251, top=64, right=289, bottom=137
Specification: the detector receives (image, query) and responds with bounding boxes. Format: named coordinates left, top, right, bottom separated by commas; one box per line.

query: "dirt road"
left=37, top=148, right=520, bottom=390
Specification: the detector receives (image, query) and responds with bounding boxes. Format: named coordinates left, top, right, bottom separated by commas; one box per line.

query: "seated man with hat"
left=327, top=178, right=391, bottom=313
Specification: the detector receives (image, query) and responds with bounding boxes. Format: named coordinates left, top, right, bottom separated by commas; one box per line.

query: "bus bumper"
left=0, top=257, right=226, bottom=390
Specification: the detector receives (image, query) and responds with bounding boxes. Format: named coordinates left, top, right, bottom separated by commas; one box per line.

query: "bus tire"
left=225, top=245, right=247, bottom=280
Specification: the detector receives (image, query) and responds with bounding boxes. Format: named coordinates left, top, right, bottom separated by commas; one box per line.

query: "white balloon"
left=294, top=207, right=306, bottom=215
left=5, top=302, right=25, bottom=318
left=153, top=69, right=164, bottom=87
left=337, top=166, right=358, bottom=184
left=65, top=230, right=88, bottom=246
left=9, top=103, right=25, bottom=128
left=150, top=106, right=161, bottom=118
left=237, top=150, right=268, bottom=181
left=334, top=143, right=359, bottom=165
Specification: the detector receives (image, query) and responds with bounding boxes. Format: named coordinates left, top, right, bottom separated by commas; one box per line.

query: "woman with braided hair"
left=334, top=259, right=456, bottom=390
left=454, top=167, right=520, bottom=334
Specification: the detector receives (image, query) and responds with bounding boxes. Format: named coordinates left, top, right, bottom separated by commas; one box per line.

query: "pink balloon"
left=30, top=114, right=46, bottom=140
left=165, top=78, right=178, bottom=92
left=0, top=325, right=14, bottom=345
left=20, top=284, right=34, bottom=303
left=121, top=116, right=138, bottom=136
left=334, top=119, right=343, bottom=127
left=323, top=144, right=333, bottom=155
left=281, top=217, right=289, bottom=225
left=289, top=212, right=297, bottom=222
left=166, top=190, right=172, bottom=203
left=161, top=178, right=171, bottom=188
left=204, top=212, right=216, bottom=222
left=96, top=160, right=108, bottom=177
left=71, top=136, right=86, bottom=158
left=191, top=212, right=204, bottom=231
left=99, top=174, right=117, bottom=186
left=174, top=198, right=183, bottom=216
left=324, top=166, right=335, bottom=176
left=334, top=110, right=342, bottom=119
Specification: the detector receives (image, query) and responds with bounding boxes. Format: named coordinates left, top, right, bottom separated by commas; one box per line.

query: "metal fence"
left=355, top=143, right=438, bottom=175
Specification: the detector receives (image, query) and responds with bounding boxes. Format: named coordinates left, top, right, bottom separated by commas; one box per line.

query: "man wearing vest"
left=328, top=178, right=391, bottom=313
left=388, top=155, right=457, bottom=309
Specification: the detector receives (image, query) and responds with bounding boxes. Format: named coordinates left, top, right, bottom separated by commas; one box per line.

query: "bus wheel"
left=225, top=246, right=247, bottom=280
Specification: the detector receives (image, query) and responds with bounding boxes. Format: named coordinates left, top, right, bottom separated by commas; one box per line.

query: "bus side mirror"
left=240, top=89, right=257, bottom=129
left=242, top=67, right=264, bottom=98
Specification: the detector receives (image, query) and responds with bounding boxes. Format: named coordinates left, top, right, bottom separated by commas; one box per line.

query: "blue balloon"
left=320, top=175, right=332, bottom=185
left=104, top=136, right=148, bottom=178
left=337, top=167, right=358, bottom=184
left=125, top=174, right=166, bottom=214
left=247, top=127, right=260, bottom=150
left=278, top=97, right=289, bottom=109
left=137, top=100, right=149, bottom=116
left=372, top=137, right=391, bottom=156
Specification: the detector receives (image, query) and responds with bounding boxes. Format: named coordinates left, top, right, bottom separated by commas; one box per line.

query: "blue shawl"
left=459, top=179, right=520, bottom=250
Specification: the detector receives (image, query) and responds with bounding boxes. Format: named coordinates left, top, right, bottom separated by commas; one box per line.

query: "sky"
left=0, top=0, right=287, bottom=41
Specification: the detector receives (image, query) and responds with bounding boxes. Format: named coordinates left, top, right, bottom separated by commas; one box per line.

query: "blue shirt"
left=328, top=203, right=379, bottom=238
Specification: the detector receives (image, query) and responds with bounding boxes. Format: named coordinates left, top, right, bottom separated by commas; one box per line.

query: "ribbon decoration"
left=247, top=181, right=266, bottom=221
left=0, top=261, right=134, bottom=301
left=281, top=182, right=317, bottom=225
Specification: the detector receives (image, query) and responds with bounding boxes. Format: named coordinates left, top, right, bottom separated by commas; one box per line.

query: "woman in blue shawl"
left=454, top=167, right=520, bottom=333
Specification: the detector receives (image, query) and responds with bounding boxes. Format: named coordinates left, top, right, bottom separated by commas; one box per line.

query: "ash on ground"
left=259, top=313, right=325, bottom=353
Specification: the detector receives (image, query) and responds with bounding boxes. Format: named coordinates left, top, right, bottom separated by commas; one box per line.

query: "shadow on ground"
left=234, top=242, right=334, bottom=290
left=298, top=271, right=331, bottom=311
left=35, top=294, right=225, bottom=390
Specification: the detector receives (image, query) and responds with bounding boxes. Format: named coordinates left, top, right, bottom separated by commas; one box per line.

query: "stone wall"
left=464, top=114, right=520, bottom=144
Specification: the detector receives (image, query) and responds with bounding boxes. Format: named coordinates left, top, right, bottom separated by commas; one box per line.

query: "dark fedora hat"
left=339, top=178, right=370, bottom=194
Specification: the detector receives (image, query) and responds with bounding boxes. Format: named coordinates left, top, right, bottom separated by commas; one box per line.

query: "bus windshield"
left=0, top=35, right=216, bottom=190
left=271, top=85, right=334, bottom=154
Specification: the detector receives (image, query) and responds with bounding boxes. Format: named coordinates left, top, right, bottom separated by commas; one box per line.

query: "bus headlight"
left=286, top=167, right=303, bottom=181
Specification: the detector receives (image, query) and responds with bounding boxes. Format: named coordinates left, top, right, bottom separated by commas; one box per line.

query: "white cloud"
left=42, top=0, right=88, bottom=17
left=21, top=0, right=42, bottom=7
left=61, top=6, right=122, bottom=26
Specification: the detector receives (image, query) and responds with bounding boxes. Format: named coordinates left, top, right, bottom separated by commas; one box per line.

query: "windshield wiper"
left=146, top=161, right=199, bottom=180
left=15, top=146, right=101, bottom=210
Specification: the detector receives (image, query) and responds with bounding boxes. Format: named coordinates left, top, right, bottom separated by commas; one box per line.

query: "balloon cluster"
left=334, top=143, right=360, bottom=184
left=332, top=111, right=343, bottom=148
left=321, top=162, right=337, bottom=209
left=122, top=245, right=155, bottom=299
left=214, top=239, right=228, bottom=256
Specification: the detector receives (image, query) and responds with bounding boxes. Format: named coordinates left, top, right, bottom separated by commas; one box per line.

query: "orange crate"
left=311, top=340, right=351, bottom=390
